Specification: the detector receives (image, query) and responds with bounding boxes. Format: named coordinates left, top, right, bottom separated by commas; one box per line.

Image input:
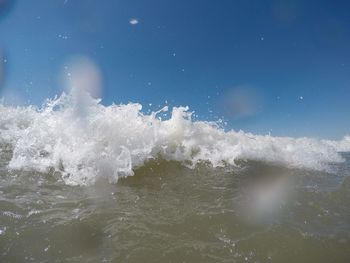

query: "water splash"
left=1, top=90, right=349, bottom=185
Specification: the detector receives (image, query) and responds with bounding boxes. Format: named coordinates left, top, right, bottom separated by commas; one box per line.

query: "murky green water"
left=1, top=154, right=350, bottom=262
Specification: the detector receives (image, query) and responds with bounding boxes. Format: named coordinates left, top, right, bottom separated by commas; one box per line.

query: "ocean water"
left=1, top=92, right=350, bottom=262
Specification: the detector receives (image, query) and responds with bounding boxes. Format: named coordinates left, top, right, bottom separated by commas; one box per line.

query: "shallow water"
left=1, top=154, right=350, bottom=262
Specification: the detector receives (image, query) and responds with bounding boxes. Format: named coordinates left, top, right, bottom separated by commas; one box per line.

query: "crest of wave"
left=0, top=91, right=349, bottom=185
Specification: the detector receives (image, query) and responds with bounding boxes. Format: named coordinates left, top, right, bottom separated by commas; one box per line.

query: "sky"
left=0, top=0, right=349, bottom=139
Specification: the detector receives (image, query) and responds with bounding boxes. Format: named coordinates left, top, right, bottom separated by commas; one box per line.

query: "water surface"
left=1, top=155, right=350, bottom=262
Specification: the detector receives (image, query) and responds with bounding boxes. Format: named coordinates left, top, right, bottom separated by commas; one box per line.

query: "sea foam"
left=1, top=91, right=349, bottom=185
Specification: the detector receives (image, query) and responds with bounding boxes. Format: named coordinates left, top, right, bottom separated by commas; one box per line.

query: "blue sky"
left=0, top=0, right=349, bottom=139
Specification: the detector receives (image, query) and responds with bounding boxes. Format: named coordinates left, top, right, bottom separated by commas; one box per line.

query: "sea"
left=1, top=91, right=350, bottom=262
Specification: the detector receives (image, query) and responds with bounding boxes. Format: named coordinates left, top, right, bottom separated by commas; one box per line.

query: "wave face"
left=1, top=92, right=350, bottom=185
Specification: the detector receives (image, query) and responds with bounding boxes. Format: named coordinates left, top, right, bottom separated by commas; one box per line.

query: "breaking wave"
left=1, top=91, right=349, bottom=185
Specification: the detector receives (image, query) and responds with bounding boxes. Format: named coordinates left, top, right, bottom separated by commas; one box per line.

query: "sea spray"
left=1, top=91, right=350, bottom=185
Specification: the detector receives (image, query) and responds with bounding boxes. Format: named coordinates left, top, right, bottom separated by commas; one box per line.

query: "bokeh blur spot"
left=63, top=56, right=103, bottom=99
left=271, top=0, right=301, bottom=24
left=219, top=86, right=264, bottom=120
left=0, top=0, right=14, bottom=19
left=0, top=0, right=15, bottom=93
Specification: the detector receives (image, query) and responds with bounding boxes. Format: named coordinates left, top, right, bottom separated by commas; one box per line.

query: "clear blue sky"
left=0, top=0, right=349, bottom=139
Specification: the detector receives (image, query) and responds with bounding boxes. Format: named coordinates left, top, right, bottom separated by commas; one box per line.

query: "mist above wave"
left=1, top=91, right=349, bottom=185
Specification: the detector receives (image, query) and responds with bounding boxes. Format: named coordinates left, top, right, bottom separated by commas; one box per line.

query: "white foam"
left=1, top=92, right=349, bottom=185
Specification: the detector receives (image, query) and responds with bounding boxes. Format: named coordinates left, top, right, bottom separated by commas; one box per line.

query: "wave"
left=1, top=91, right=349, bottom=185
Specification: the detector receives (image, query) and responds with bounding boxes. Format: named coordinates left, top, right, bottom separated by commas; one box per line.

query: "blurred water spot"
left=235, top=165, right=295, bottom=225
left=0, top=0, right=15, bottom=93
left=129, top=18, right=139, bottom=25
left=0, top=0, right=14, bottom=18
left=310, top=16, right=346, bottom=49
left=57, top=1, right=109, bottom=34
left=63, top=55, right=103, bottom=99
left=61, top=55, right=103, bottom=119
left=218, top=86, right=264, bottom=120
left=271, top=0, right=302, bottom=25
